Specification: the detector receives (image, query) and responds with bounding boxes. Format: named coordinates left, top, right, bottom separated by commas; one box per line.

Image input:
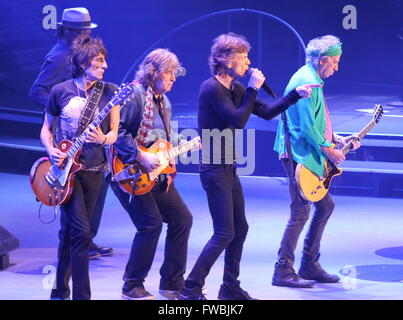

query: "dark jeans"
left=276, top=158, right=335, bottom=267
left=111, top=177, right=192, bottom=291
left=89, top=175, right=109, bottom=241
left=50, top=170, right=103, bottom=300
left=185, top=165, right=248, bottom=290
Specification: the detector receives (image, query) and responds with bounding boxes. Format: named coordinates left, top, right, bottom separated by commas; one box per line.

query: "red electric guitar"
left=30, top=83, right=135, bottom=207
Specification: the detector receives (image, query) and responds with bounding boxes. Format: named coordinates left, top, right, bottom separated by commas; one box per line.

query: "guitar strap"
left=155, top=96, right=177, bottom=182
left=155, top=96, right=171, bottom=141
left=76, top=81, right=105, bottom=137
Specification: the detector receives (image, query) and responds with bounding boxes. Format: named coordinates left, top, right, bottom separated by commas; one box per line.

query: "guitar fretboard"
left=161, top=137, right=201, bottom=161
left=341, top=121, right=375, bottom=156
left=66, top=101, right=114, bottom=158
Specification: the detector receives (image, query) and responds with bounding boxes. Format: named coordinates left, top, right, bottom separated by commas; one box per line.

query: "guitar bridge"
left=114, top=166, right=141, bottom=182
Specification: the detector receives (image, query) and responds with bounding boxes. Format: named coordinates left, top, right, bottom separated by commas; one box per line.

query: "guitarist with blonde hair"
left=273, top=35, right=360, bottom=288
left=110, top=48, right=193, bottom=300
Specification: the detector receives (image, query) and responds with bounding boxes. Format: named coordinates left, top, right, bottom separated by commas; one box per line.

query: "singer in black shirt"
left=179, top=32, right=314, bottom=300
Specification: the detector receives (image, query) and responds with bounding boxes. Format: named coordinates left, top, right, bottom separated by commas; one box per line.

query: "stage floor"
left=1, top=172, right=403, bottom=300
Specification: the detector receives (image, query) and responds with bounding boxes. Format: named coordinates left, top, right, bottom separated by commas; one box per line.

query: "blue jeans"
left=111, top=177, right=192, bottom=291
left=185, top=165, right=249, bottom=290
left=277, top=158, right=335, bottom=267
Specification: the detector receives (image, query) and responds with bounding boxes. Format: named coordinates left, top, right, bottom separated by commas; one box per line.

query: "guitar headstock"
left=111, top=83, right=135, bottom=106
left=372, top=104, right=383, bottom=124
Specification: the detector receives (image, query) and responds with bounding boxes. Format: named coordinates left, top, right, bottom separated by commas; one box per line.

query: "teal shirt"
left=274, top=64, right=332, bottom=177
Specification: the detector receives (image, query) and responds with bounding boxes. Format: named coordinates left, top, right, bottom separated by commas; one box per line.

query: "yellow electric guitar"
left=295, top=104, right=383, bottom=202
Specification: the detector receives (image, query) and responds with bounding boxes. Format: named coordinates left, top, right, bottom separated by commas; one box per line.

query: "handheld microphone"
left=261, top=82, right=276, bottom=98
left=175, top=66, right=187, bottom=78
left=248, top=68, right=276, bottom=98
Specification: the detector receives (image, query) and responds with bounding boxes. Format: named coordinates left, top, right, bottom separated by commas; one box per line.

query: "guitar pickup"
left=45, top=174, right=55, bottom=188
left=113, top=166, right=141, bottom=182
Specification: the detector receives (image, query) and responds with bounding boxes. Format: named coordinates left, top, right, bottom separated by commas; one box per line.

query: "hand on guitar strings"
left=85, top=125, right=107, bottom=145
left=335, top=134, right=361, bottom=151
left=47, top=146, right=67, bottom=167
left=343, top=134, right=361, bottom=151
left=135, top=149, right=160, bottom=172
left=295, top=84, right=323, bottom=98
left=321, top=146, right=346, bottom=166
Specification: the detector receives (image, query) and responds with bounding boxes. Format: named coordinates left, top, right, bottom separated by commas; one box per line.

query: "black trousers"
left=50, top=170, right=103, bottom=300
left=111, top=177, right=192, bottom=291
left=276, top=158, right=335, bottom=267
left=185, top=165, right=248, bottom=290
left=89, top=176, right=109, bottom=241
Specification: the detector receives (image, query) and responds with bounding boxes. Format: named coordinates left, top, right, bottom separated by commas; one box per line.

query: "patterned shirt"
left=46, top=79, right=118, bottom=168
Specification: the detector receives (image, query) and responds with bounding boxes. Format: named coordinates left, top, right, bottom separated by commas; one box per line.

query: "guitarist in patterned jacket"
left=110, top=48, right=193, bottom=300
left=273, top=35, right=360, bottom=288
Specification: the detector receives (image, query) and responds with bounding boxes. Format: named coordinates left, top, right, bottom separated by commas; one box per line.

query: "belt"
left=83, top=162, right=109, bottom=173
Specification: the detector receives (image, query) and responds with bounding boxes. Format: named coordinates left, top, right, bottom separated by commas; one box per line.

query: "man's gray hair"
left=134, top=48, right=179, bottom=89
left=305, top=35, right=341, bottom=69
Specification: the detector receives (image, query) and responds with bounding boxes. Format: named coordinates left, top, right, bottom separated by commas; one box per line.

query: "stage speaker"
left=0, top=225, right=20, bottom=270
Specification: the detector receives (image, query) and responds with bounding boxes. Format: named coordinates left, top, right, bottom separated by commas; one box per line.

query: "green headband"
left=309, top=43, right=343, bottom=57
left=324, top=43, right=342, bottom=56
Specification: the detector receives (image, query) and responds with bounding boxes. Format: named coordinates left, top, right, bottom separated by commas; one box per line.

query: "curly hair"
left=134, top=48, right=180, bottom=89
left=70, top=35, right=107, bottom=78
left=208, top=32, right=251, bottom=76
left=305, top=35, right=341, bottom=69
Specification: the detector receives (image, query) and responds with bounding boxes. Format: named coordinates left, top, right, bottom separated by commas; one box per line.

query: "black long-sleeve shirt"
left=29, top=40, right=72, bottom=110
left=198, top=76, right=300, bottom=165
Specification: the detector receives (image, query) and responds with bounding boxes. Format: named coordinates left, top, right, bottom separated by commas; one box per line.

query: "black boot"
left=272, top=262, right=314, bottom=288
left=218, top=284, right=257, bottom=300
left=178, top=282, right=207, bottom=300
left=298, top=256, right=340, bottom=283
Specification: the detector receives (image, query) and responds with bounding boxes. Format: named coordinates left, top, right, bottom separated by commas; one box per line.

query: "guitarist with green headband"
left=272, top=35, right=360, bottom=288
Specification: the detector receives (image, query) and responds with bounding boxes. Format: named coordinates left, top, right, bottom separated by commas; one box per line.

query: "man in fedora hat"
left=30, top=7, right=97, bottom=110
left=30, top=7, right=114, bottom=260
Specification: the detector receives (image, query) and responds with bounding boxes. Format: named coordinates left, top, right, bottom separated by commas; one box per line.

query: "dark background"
left=0, top=0, right=402, bottom=110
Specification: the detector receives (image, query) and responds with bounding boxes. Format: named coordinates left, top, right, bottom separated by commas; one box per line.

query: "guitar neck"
left=65, top=101, right=114, bottom=158
left=341, top=120, right=375, bottom=156
left=162, top=138, right=200, bottom=162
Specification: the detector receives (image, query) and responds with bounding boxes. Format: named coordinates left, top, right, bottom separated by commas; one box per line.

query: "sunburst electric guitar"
left=295, top=104, right=384, bottom=202
left=30, top=83, right=135, bottom=207
left=112, top=136, right=201, bottom=195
